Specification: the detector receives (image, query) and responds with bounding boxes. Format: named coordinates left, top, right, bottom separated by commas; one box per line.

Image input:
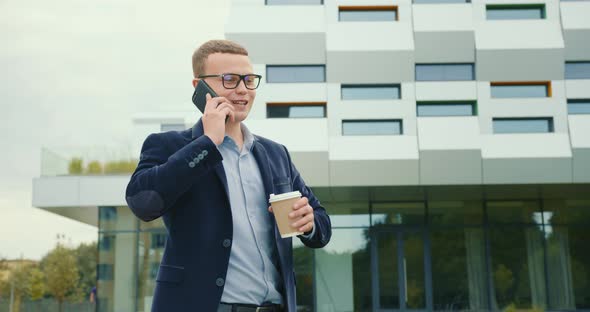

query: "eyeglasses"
left=198, top=73, right=262, bottom=90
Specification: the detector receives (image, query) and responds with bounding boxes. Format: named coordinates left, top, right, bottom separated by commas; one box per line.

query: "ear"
left=192, top=78, right=199, bottom=88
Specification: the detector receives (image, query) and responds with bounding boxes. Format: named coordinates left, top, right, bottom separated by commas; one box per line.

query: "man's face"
left=194, top=53, right=257, bottom=123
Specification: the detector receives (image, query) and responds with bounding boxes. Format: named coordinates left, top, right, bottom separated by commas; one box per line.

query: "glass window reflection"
left=372, top=202, right=425, bottom=226
left=315, top=228, right=372, bottom=311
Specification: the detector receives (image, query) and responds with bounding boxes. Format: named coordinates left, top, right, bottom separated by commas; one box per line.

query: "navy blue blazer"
left=125, top=120, right=331, bottom=312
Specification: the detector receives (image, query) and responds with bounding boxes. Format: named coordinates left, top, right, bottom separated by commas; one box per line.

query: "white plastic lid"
left=268, top=191, right=301, bottom=203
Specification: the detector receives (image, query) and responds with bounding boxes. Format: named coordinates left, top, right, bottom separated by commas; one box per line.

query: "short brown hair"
left=192, top=40, right=249, bottom=77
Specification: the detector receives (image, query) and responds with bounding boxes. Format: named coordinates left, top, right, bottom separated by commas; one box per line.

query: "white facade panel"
left=568, top=115, right=590, bottom=148
left=475, top=18, right=565, bottom=81
left=413, top=4, right=475, bottom=62
left=483, top=157, right=572, bottom=184
left=417, top=117, right=481, bottom=150
left=420, top=150, right=482, bottom=185
left=573, top=149, right=590, bottom=183
left=565, top=80, right=590, bottom=99
left=561, top=1, right=590, bottom=60
left=326, top=21, right=415, bottom=82
left=415, top=81, right=477, bottom=101
left=33, top=176, right=129, bottom=208
left=481, top=134, right=572, bottom=159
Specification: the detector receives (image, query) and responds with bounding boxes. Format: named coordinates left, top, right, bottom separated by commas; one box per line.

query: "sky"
left=0, top=0, right=230, bottom=260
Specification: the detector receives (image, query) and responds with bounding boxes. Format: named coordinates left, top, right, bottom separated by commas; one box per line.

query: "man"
left=125, top=40, right=331, bottom=312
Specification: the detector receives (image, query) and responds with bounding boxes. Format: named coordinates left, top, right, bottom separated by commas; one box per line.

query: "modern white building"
left=33, top=0, right=590, bottom=311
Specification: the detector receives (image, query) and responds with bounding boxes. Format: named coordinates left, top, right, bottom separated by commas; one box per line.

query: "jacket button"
left=198, top=153, right=205, bottom=160
left=223, top=239, right=231, bottom=248
left=193, top=158, right=200, bottom=164
left=188, top=162, right=195, bottom=168
left=203, top=150, right=208, bottom=156
left=216, top=278, right=225, bottom=287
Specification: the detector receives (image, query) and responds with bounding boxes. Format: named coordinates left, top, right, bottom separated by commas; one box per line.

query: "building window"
left=486, top=4, right=546, bottom=20
left=493, top=118, right=554, bottom=134
left=99, top=235, right=114, bottom=251
left=266, top=0, right=322, bottom=4
left=266, top=65, right=325, bottom=83
left=267, top=102, right=326, bottom=118
left=568, top=99, right=590, bottom=114
left=342, top=119, right=403, bottom=135
left=417, top=101, right=476, bottom=117
left=341, top=84, right=401, bottom=100
left=151, top=233, right=167, bottom=249
left=99, top=206, right=117, bottom=221
left=490, top=82, right=551, bottom=98
left=565, top=61, right=590, bottom=79
left=160, top=123, right=185, bottom=132
left=415, top=64, right=475, bottom=81
left=339, top=5, right=398, bottom=22
left=97, top=264, right=114, bottom=280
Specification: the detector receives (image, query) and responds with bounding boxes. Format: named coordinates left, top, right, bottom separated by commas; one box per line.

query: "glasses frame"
left=198, top=73, right=262, bottom=90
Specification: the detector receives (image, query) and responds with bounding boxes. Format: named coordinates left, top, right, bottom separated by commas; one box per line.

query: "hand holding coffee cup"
left=268, top=191, right=315, bottom=238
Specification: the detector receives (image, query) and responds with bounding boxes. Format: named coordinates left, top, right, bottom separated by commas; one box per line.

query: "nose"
left=235, top=78, right=248, bottom=94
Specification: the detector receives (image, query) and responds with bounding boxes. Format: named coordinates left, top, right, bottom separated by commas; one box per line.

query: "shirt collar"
left=221, top=123, right=256, bottom=152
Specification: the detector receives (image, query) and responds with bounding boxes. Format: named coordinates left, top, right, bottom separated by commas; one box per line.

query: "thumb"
left=268, top=206, right=274, bottom=214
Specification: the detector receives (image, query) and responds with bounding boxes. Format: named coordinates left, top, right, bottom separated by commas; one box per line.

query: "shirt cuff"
left=300, top=222, right=316, bottom=239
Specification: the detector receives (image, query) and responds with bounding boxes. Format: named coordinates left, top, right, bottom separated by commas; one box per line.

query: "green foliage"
left=67, top=158, right=138, bottom=175
left=68, top=158, right=83, bottom=174
left=104, top=159, right=138, bottom=174
left=42, top=244, right=80, bottom=311
left=74, top=242, right=97, bottom=302
left=28, top=267, right=45, bottom=300
left=86, top=161, right=103, bottom=174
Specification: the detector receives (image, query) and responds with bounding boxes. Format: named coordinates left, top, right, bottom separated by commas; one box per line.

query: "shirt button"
left=216, top=278, right=225, bottom=287
left=222, top=239, right=231, bottom=248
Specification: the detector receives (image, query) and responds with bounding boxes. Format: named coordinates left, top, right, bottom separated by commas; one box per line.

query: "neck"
left=225, top=121, right=243, bottom=146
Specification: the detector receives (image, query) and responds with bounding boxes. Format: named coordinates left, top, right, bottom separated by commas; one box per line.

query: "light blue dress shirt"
left=217, top=125, right=284, bottom=305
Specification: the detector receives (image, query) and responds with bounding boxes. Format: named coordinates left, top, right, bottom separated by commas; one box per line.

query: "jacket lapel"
left=191, top=120, right=229, bottom=200
left=252, top=139, right=289, bottom=253
left=251, top=139, right=274, bottom=200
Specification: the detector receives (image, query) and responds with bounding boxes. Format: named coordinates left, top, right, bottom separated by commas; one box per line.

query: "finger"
left=292, top=197, right=309, bottom=210
left=289, top=205, right=312, bottom=219
left=215, top=102, right=235, bottom=113
left=292, top=214, right=314, bottom=229
left=268, top=206, right=273, bottom=213
left=299, top=222, right=314, bottom=233
left=205, top=96, right=229, bottom=112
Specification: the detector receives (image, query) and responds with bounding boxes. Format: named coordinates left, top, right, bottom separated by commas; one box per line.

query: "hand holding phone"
left=192, top=80, right=218, bottom=114
left=192, top=80, right=234, bottom=145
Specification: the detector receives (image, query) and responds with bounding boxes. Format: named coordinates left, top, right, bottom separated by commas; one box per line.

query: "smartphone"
left=192, top=79, right=218, bottom=114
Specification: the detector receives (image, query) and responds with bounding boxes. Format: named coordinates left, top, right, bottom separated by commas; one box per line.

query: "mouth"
left=231, top=100, right=248, bottom=106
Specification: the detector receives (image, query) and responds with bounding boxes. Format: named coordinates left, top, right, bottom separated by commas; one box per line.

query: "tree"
left=43, top=244, right=79, bottom=312
left=28, top=267, right=45, bottom=300
left=73, top=242, right=97, bottom=302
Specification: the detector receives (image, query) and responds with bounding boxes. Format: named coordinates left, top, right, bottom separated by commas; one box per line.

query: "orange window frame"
left=338, top=5, right=399, bottom=21
left=490, top=81, right=552, bottom=97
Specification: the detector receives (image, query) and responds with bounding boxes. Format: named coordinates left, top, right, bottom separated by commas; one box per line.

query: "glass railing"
left=41, top=146, right=138, bottom=177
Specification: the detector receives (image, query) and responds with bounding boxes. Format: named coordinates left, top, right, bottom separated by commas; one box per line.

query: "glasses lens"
left=222, top=74, right=241, bottom=88
left=244, top=75, right=260, bottom=89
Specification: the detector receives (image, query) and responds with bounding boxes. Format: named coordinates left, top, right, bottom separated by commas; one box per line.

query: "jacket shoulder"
left=253, top=134, right=285, bottom=151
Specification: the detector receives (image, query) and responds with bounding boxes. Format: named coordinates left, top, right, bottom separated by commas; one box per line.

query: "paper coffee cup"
left=269, top=191, right=303, bottom=238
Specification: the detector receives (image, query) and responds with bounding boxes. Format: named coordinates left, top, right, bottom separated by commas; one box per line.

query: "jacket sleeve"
left=284, top=146, right=332, bottom=248
left=125, top=133, right=223, bottom=222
